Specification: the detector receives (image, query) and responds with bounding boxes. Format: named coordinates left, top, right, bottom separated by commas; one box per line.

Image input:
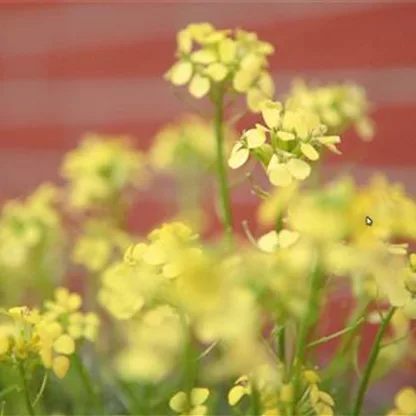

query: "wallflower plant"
left=0, top=21, right=415, bottom=416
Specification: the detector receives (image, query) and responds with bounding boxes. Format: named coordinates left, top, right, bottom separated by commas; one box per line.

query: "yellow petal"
left=228, top=143, right=249, bottom=169
left=257, top=231, right=279, bottom=253
left=204, top=62, right=228, bottom=82
left=278, top=230, right=299, bottom=248
left=300, top=143, right=320, bottom=161
left=395, top=388, right=416, bottom=414
left=268, top=163, right=293, bottom=187
left=257, top=72, right=275, bottom=97
left=177, top=30, right=192, bottom=54
left=247, top=88, right=267, bottom=113
left=356, top=117, right=375, bottom=141
left=189, top=74, right=210, bottom=99
left=261, top=101, right=282, bottom=129
left=319, top=391, right=335, bottom=407
left=142, top=243, right=166, bottom=265
left=52, top=356, right=70, bottom=379
left=169, top=391, right=187, bottom=413
left=53, top=334, right=75, bottom=355
left=245, top=128, right=266, bottom=148
left=191, top=49, right=217, bottom=64
left=168, top=61, right=193, bottom=86
left=191, top=387, right=209, bottom=406
left=233, top=70, right=255, bottom=93
left=286, top=159, right=311, bottom=180
left=219, top=38, right=236, bottom=63
left=228, top=385, right=247, bottom=406
left=68, top=293, right=82, bottom=311
left=240, top=53, right=263, bottom=73
left=316, top=135, right=341, bottom=145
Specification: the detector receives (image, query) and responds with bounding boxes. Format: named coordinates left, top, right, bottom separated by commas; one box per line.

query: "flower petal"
left=169, top=391, right=187, bottom=413
left=245, top=128, right=266, bottom=149
left=257, top=231, right=279, bottom=253
left=395, top=388, right=416, bottom=414
left=53, top=334, right=75, bottom=355
left=169, top=61, right=193, bottom=86
left=268, top=163, right=293, bottom=187
left=219, top=38, right=236, bottom=63
left=189, top=74, right=211, bottom=99
left=228, top=385, right=247, bottom=406
left=204, top=62, right=228, bottom=82
left=300, top=143, right=320, bottom=161
left=191, top=387, right=209, bottom=406
left=52, top=356, right=70, bottom=379
left=286, top=159, right=311, bottom=180
left=228, top=144, right=250, bottom=169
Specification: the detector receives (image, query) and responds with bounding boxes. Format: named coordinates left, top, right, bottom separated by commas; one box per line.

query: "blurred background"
left=1, top=1, right=416, bottom=407
left=1, top=1, right=416, bottom=234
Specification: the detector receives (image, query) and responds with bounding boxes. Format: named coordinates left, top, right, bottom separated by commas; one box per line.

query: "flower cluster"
left=61, top=133, right=146, bottom=210
left=0, top=287, right=98, bottom=380
left=287, top=79, right=374, bottom=140
left=73, top=219, right=132, bottom=273
left=165, top=23, right=275, bottom=111
left=387, top=387, right=416, bottom=415
left=228, top=100, right=342, bottom=186
left=149, top=115, right=237, bottom=174
left=228, top=367, right=334, bottom=416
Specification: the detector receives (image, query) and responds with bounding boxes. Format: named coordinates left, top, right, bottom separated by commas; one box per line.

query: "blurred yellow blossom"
left=61, top=133, right=146, bottom=210
left=387, top=387, right=416, bottom=416
left=287, top=79, right=374, bottom=141
left=73, top=219, right=132, bottom=273
left=169, top=388, right=210, bottom=416
left=44, top=287, right=100, bottom=342
left=165, top=23, right=275, bottom=111
left=149, top=115, right=236, bottom=174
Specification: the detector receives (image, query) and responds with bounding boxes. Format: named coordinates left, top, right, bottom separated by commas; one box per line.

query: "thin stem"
left=32, top=373, right=48, bottom=408
left=18, top=362, right=35, bottom=416
left=290, top=264, right=322, bottom=413
left=213, top=87, right=233, bottom=243
left=277, top=328, right=286, bottom=371
left=307, top=318, right=364, bottom=349
left=323, top=299, right=369, bottom=379
left=351, top=306, right=397, bottom=416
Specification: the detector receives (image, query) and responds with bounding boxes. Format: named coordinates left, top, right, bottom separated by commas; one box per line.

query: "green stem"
left=290, top=265, right=323, bottom=413
left=72, top=353, right=100, bottom=413
left=213, top=87, right=233, bottom=243
left=323, top=299, right=369, bottom=379
left=277, top=327, right=286, bottom=367
left=351, top=306, right=397, bottom=416
left=307, top=318, right=364, bottom=349
left=18, top=362, right=35, bottom=416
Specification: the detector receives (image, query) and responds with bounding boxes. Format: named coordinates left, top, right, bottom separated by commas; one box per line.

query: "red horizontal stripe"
left=0, top=104, right=415, bottom=167
left=1, top=3, right=415, bottom=81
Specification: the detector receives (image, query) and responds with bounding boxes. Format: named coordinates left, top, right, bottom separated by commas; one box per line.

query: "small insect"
left=365, top=216, right=373, bottom=226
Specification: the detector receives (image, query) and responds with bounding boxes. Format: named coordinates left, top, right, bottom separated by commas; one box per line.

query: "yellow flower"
left=72, top=219, right=132, bottom=273
left=61, top=133, right=146, bottom=210
left=149, top=115, right=236, bottom=174
left=169, top=388, right=210, bottom=416
left=287, top=79, right=374, bottom=141
left=228, top=100, right=341, bottom=187
left=43, top=287, right=100, bottom=342
left=387, top=387, right=416, bottom=415
left=165, top=23, right=274, bottom=111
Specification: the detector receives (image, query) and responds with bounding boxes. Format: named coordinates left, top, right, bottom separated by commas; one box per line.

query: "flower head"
left=228, top=100, right=341, bottom=187
left=61, top=134, right=146, bottom=210
left=165, top=23, right=275, bottom=111
left=287, top=79, right=374, bottom=141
